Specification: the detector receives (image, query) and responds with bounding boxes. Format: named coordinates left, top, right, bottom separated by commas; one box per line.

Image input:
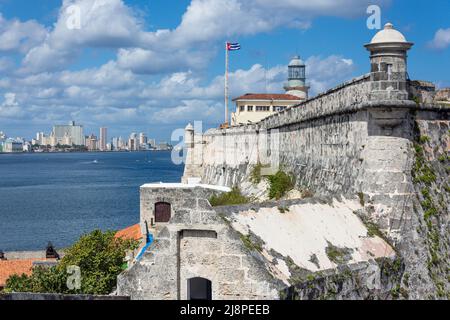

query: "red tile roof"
left=232, top=93, right=302, bottom=101
left=115, top=224, right=143, bottom=241
left=0, top=259, right=45, bottom=287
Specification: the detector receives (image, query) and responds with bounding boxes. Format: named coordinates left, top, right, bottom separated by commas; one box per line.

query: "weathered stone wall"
left=196, top=75, right=372, bottom=189
left=139, top=185, right=224, bottom=236
left=281, top=258, right=405, bottom=300
left=401, top=114, right=449, bottom=299
left=117, top=188, right=282, bottom=300
left=182, top=72, right=450, bottom=299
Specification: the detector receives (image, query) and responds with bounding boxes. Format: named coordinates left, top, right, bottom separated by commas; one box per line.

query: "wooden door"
left=155, top=202, right=171, bottom=223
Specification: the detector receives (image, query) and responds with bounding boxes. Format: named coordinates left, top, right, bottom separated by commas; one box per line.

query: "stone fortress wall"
left=183, top=24, right=450, bottom=298
left=117, top=186, right=281, bottom=300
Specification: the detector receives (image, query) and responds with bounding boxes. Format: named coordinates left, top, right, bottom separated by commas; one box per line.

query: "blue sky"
left=0, top=0, right=448, bottom=141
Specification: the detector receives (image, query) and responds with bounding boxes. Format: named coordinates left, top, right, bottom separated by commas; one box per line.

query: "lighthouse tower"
left=283, top=56, right=309, bottom=100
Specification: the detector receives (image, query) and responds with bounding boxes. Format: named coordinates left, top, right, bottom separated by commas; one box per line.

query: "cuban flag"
left=227, top=42, right=241, bottom=51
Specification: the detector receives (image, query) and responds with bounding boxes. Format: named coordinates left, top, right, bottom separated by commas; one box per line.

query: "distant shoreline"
left=0, top=150, right=173, bottom=155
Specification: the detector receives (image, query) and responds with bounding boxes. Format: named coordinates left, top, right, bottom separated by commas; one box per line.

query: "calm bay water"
left=0, top=151, right=183, bottom=251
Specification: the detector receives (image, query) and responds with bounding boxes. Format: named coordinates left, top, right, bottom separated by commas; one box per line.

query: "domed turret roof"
left=370, top=23, right=407, bottom=44
left=289, top=56, right=305, bottom=67
left=185, top=123, right=194, bottom=131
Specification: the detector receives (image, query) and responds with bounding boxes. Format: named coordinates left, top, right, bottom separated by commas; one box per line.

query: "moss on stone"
left=419, top=135, right=430, bottom=144
left=238, top=232, right=263, bottom=253
left=250, top=162, right=267, bottom=184
left=358, top=192, right=365, bottom=207
left=325, top=242, right=352, bottom=265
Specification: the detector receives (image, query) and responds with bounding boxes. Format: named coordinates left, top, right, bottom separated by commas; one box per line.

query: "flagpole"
left=225, top=41, right=229, bottom=126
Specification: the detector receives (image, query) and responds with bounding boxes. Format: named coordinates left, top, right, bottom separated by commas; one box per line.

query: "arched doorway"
left=187, top=277, right=212, bottom=300
left=155, top=202, right=171, bottom=223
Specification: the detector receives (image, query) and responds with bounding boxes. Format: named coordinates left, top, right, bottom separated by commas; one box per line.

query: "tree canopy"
left=5, top=230, right=139, bottom=295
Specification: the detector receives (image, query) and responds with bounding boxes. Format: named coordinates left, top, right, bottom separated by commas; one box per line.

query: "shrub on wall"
left=268, top=171, right=294, bottom=200
left=209, top=187, right=250, bottom=206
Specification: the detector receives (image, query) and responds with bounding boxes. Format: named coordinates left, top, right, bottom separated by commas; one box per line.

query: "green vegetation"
left=250, top=162, right=268, bottom=184
left=444, top=184, right=450, bottom=193
left=209, top=187, right=250, bottom=207
left=412, top=143, right=436, bottom=185
left=365, top=220, right=384, bottom=239
left=412, top=126, right=449, bottom=298
left=357, top=192, right=365, bottom=207
left=239, top=232, right=263, bottom=253
left=325, top=242, right=351, bottom=265
left=419, top=135, right=430, bottom=144
left=5, top=230, right=138, bottom=295
left=437, top=154, right=448, bottom=162
left=268, top=171, right=294, bottom=200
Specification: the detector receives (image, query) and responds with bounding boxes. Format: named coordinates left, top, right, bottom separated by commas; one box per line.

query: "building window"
left=239, top=106, right=245, bottom=112
left=274, top=106, right=287, bottom=112
left=247, top=106, right=253, bottom=112
left=188, top=277, right=212, bottom=300
left=155, top=202, right=171, bottom=223
left=387, top=64, right=393, bottom=79
left=256, top=106, right=270, bottom=112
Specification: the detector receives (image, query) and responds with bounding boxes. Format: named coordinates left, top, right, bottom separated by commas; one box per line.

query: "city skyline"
left=0, top=1, right=449, bottom=140
left=0, top=121, right=172, bottom=153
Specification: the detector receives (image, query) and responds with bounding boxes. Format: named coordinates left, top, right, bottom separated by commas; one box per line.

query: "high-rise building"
left=99, top=127, right=107, bottom=151
left=112, top=137, right=119, bottom=151
left=86, top=134, right=98, bottom=151
left=36, top=132, right=44, bottom=144
left=129, top=133, right=138, bottom=151
left=139, top=133, right=147, bottom=146
left=148, top=139, right=156, bottom=148
left=118, top=137, right=124, bottom=150
left=53, top=121, right=84, bottom=146
left=3, top=139, right=23, bottom=153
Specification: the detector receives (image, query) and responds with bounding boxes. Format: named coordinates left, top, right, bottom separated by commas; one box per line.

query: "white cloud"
left=306, top=55, right=355, bottom=94
left=0, top=14, right=47, bottom=53
left=22, top=0, right=145, bottom=73
left=152, top=100, right=223, bottom=125
left=18, top=0, right=386, bottom=74
left=0, top=92, right=23, bottom=118
left=116, top=48, right=209, bottom=75
left=428, top=28, right=450, bottom=50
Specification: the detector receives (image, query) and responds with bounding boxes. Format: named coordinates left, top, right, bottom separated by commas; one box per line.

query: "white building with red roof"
left=231, top=56, right=309, bottom=126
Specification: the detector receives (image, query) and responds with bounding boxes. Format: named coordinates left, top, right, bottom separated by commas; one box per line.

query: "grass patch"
left=268, top=171, right=294, bottom=200
left=209, top=187, right=250, bottom=207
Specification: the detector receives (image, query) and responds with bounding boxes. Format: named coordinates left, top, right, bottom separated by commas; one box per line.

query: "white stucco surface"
left=229, top=199, right=395, bottom=276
